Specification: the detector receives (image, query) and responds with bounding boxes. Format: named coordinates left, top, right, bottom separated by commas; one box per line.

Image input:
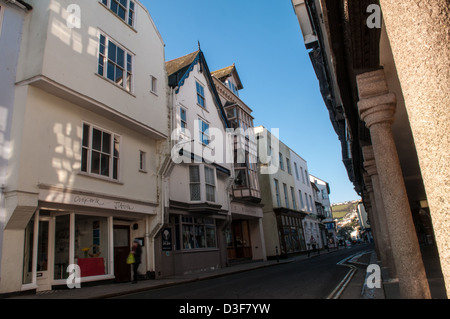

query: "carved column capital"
left=362, top=145, right=378, bottom=177
left=357, top=70, right=397, bottom=128
left=363, top=172, right=374, bottom=193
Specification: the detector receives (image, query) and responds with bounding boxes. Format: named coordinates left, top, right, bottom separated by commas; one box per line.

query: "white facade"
left=0, top=0, right=169, bottom=294
left=256, top=127, right=308, bottom=257
left=310, top=175, right=332, bottom=218
left=289, top=150, right=315, bottom=214
left=0, top=0, right=30, bottom=285
left=156, top=51, right=234, bottom=277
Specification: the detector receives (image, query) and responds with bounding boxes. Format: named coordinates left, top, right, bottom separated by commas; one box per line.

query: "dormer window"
left=226, top=80, right=239, bottom=96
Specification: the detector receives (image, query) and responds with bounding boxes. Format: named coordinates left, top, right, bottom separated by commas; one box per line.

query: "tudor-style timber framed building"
left=211, top=64, right=266, bottom=263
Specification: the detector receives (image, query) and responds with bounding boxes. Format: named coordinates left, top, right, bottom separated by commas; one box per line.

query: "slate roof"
left=211, top=64, right=243, bottom=90
left=165, top=50, right=200, bottom=77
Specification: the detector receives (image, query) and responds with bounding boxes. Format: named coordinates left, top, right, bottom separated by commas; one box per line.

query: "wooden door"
left=113, top=225, right=130, bottom=282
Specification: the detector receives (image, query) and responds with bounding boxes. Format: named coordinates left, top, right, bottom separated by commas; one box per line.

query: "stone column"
left=361, top=187, right=382, bottom=262
left=363, top=146, right=397, bottom=280
left=379, top=0, right=450, bottom=295
left=357, top=69, right=430, bottom=299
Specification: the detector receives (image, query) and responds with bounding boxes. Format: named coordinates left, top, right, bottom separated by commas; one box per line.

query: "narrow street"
left=114, top=244, right=372, bottom=299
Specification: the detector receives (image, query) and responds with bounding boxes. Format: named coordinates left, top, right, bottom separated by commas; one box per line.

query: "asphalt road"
left=115, top=244, right=372, bottom=299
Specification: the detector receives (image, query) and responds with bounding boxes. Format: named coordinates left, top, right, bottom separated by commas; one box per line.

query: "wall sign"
left=39, top=187, right=157, bottom=215
left=162, top=228, right=172, bottom=251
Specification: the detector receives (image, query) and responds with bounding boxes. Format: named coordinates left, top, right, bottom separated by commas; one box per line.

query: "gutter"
left=6, top=0, right=32, bottom=11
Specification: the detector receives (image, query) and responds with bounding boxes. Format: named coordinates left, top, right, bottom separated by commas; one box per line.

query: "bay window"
left=204, top=166, right=216, bottom=202
left=189, top=165, right=217, bottom=203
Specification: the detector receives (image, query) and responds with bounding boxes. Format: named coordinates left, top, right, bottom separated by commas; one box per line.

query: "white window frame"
left=294, top=162, right=299, bottom=180
left=189, top=165, right=201, bottom=202
left=198, top=118, right=210, bottom=146
left=0, top=5, right=4, bottom=38
left=274, top=179, right=281, bottom=207
left=189, top=164, right=216, bottom=203
left=283, top=183, right=289, bottom=209
left=196, top=81, right=206, bottom=108
left=299, top=190, right=304, bottom=209
left=139, top=150, right=147, bottom=172
left=81, top=122, right=121, bottom=181
left=100, top=0, right=136, bottom=28
left=291, top=187, right=297, bottom=210
left=279, top=153, right=284, bottom=170
left=286, top=158, right=291, bottom=174
left=150, top=75, right=157, bottom=95
left=97, top=32, right=134, bottom=93
left=204, top=166, right=216, bottom=203
left=301, top=167, right=305, bottom=183
left=180, top=107, right=187, bottom=133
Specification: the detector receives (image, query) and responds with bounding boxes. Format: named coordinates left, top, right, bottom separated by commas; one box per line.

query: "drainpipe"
left=6, top=0, right=32, bottom=11
left=146, top=84, right=174, bottom=278
left=0, top=184, right=5, bottom=278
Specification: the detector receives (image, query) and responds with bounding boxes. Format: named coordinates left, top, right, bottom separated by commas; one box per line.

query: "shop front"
left=155, top=200, right=229, bottom=278
left=226, top=201, right=266, bottom=263
left=20, top=187, right=158, bottom=292
left=274, top=208, right=307, bottom=256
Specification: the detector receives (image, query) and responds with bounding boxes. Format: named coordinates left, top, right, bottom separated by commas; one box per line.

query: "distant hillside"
left=331, top=200, right=360, bottom=219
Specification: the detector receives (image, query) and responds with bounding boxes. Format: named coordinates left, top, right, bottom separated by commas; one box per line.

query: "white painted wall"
left=0, top=1, right=28, bottom=292
left=170, top=61, right=232, bottom=210
left=16, top=0, right=168, bottom=136
left=290, top=149, right=315, bottom=213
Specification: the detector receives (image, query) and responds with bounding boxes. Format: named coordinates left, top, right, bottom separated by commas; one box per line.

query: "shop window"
left=180, top=217, right=216, bottom=250
left=37, top=220, right=49, bottom=272
left=75, top=215, right=110, bottom=277
left=54, top=215, right=71, bottom=280
left=22, top=215, right=36, bottom=285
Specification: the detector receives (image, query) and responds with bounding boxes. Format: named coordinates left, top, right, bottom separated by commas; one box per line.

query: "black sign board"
left=162, top=228, right=172, bottom=251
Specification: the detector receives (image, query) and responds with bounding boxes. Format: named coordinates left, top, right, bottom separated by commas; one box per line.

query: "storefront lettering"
left=72, top=196, right=136, bottom=212
left=74, top=196, right=104, bottom=206
left=114, top=201, right=134, bottom=211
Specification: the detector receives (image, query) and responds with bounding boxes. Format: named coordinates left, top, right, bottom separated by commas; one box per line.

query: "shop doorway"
left=113, top=225, right=131, bottom=282
left=36, top=218, right=51, bottom=291
left=227, top=220, right=252, bottom=261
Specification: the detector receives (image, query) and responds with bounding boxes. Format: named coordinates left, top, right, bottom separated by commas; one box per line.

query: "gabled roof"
left=165, top=50, right=230, bottom=129
left=212, top=64, right=243, bottom=90
left=166, top=50, right=200, bottom=77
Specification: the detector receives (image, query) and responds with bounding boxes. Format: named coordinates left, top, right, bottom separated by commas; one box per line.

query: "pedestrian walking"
left=131, top=240, right=142, bottom=284
left=308, top=235, right=317, bottom=257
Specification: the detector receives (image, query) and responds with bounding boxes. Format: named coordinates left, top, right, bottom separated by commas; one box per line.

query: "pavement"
left=7, top=245, right=382, bottom=300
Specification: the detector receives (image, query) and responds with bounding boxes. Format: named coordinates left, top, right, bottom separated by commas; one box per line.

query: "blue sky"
left=142, top=0, right=360, bottom=204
